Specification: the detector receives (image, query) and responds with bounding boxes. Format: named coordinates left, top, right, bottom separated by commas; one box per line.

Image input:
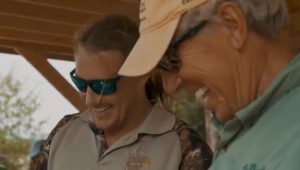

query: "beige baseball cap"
left=118, top=0, right=209, bottom=76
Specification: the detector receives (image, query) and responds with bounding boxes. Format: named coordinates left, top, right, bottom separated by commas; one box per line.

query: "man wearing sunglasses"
left=119, top=0, right=300, bottom=169
left=38, top=15, right=212, bottom=170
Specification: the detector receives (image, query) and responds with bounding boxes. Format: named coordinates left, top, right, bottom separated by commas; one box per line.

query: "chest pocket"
left=125, top=153, right=151, bottom=170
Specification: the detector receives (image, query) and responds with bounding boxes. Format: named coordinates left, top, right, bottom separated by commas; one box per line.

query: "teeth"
left=194, top=87, right=207, bottom=100
left=93, top=107, right=110, bottom=113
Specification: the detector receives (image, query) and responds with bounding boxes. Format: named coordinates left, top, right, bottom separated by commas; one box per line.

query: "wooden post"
left=16, top=48, right=85, bottom=111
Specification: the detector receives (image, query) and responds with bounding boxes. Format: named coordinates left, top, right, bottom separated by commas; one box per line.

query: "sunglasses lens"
left=71, top=77, right=87, bottom=92
left=90, top=81, right=117, bottom=95
left=90, top=82, right=104, bottom=94
left=102, top=84, right=117, bottom=95
left=70, top=68, right=120, bottom=95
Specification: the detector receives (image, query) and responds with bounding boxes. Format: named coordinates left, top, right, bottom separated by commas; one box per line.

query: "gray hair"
left=179, top=0, right=289, bottom=38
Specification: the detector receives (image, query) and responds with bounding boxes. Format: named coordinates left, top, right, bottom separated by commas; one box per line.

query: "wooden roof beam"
left=16, top=48, right=85, bottom=111
left=0, top=14, right=78, bottom=37
left=0, top=46, right=73, bottom=61
left=0, top=47, right=18, bottom=56
left=0, top=1, right=102, bottom=26
left=0, top=27, right=73, bottom=47
left=14, top=0, right=139, bottom=20
left=0, top=39, right=73, bottom=56
left=46, top=53, right=74, bottom=61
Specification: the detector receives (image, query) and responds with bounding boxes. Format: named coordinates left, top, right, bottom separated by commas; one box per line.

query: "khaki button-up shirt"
left=48, top=104, right=183, bottom=170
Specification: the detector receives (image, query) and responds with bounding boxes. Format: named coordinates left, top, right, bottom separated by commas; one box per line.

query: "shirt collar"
left=77, top=110, right=89, bottom=122
left=213, top=52, right=300, bottom=149
left=137, top=103, right=176, bottom=135
left=77, top=103, right=176, bottom=135
left=99, top=103, right=176, bottom=158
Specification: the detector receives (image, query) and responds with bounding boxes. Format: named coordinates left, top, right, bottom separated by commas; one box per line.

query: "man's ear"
left=161, top=71, right=182, bottom=95
left=217, top=2, right=247, bottom=49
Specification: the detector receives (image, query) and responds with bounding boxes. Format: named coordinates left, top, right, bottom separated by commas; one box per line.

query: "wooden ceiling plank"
left=46, top=53, right=73, bottom=61
left=0, top=26, right=73, bottom=39
left=0, top=39, right=73, bottom=56
left=0, top=14, right=78, bottom=37
left=0, top=0, right=102, bottom=26
left=0, top=46, right=74, bottom=61
left=14, top=0, right=139, bottom=20
left=0, top=47, right=17, bottom=55
left=0, top=27, right=73, bottom=47
left=16, top=48, right=85, bottom=111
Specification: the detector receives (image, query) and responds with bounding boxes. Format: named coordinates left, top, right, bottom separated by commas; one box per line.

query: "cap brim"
left=118, top=17, right=180, bottom=76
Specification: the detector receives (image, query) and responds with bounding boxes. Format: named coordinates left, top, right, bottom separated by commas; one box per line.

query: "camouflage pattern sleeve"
left=32, top=113, right=80, bottom=170
left=174, top=119, right=213, bottom=170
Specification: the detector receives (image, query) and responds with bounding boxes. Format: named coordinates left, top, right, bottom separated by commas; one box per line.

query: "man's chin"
left=95, top=122, right=111, bottom=131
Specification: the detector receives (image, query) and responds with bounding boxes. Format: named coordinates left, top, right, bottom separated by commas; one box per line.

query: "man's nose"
left=85, top=87, right=101, bottom=107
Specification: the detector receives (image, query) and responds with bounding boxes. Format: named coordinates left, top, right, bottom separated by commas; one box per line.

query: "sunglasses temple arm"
left=87, top=86, right=105, bottom=124
left=97, top=86, right=105, bottom=105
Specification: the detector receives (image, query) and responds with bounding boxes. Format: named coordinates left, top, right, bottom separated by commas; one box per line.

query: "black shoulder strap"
left=173, top=119, right=213, bottom=170
left=34, top=113, right=80, bottom=170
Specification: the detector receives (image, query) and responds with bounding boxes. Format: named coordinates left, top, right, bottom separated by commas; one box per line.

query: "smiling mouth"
left=93, top=106, right=112, bottom=113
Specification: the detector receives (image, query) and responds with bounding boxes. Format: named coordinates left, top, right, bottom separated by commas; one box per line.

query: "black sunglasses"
left=159, top=20, right=208, bottom=71
left=70, top=69, right=121, bottom=95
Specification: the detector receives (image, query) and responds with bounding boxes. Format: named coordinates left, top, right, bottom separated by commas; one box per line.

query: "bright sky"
left=0, top=53, right=78, bottom=136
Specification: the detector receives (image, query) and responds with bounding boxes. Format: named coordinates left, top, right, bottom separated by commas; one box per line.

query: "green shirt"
left=209, top=53, right=300, bottom=170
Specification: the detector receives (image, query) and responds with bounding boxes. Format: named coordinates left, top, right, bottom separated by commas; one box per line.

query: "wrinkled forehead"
left=74, top=46, right=125, bottom=79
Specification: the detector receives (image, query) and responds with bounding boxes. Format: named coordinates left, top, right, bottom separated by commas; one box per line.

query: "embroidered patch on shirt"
left=126, top=154, right=151, bottom=170
left=243, top=164, right=266, bottom=170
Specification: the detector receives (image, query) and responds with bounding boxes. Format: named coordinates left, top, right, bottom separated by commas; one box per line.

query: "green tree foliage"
left=164, top=89, right=206, bottom=137
left=0, top=74, right=43, bottom=170
left=166, top=89, right=220, bottom=150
